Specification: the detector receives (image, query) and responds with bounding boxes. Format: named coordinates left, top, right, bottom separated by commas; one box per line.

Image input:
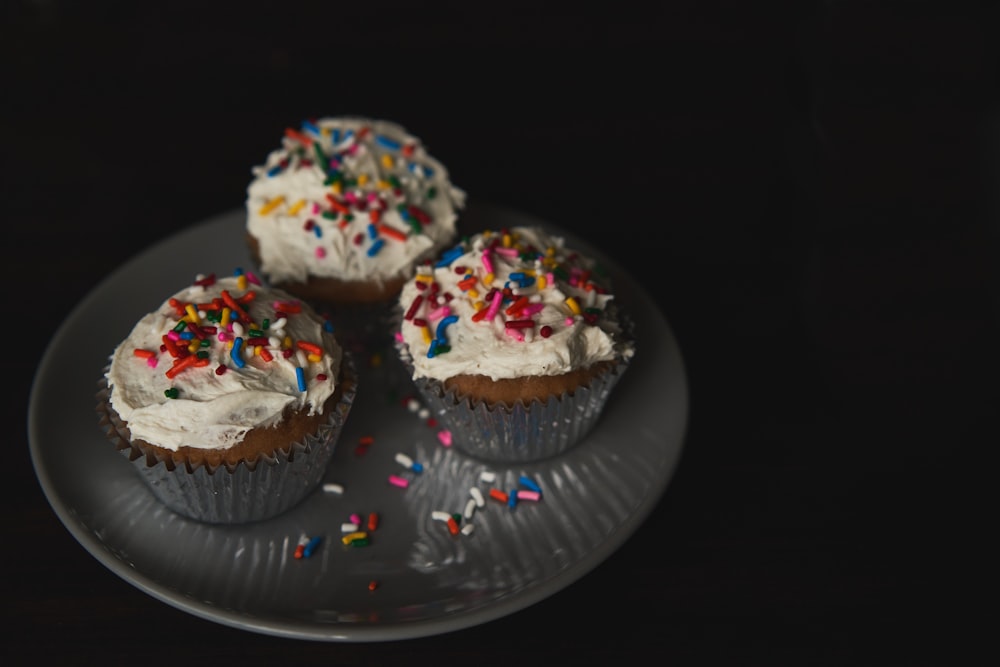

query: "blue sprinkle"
left=266, top=164, right=283, bottom=177
left=313, top=224, right=322, bottom=238
left=230, top=337, right=246, bottom=368
left=295, top=367, right=306, bottom=392
left=375, top=134, right=401, bottom=150
left=303, top=535, right=322, bottom=558
left=434, top=245, right=464, bottom=268
left=435, top=314, right=459, bottom=342
left=367, top=223, right=378, bottom=240
left=427, top=339, right=439, bottom=358
left=331, top=129, right=341, bottom=144
left=518, top=475, right=542, bottom=493
left=301, top=120, right=321, bottom=137
left=508, top=489, right=518, bottom=509
left=412, top=462, right=424, bottom=473
left=367, top=238, right=385, bottom=257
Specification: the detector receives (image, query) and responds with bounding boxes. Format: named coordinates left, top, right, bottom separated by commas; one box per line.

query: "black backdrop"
left=3, top=1, right=996, bottom=665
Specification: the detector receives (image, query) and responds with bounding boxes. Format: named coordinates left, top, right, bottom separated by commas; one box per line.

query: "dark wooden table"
left=4, top=2, right=993, bottom=664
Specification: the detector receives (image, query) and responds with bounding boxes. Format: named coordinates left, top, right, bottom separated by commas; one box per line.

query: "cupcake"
left=393, top=226, right=636, bottom=462
left=245, top=116, right=466, bottom=343
left=95, top=269, right=358, bottom=524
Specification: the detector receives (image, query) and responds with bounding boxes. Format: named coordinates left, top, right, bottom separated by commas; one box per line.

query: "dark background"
left=3, top=1, right=996, bottom=665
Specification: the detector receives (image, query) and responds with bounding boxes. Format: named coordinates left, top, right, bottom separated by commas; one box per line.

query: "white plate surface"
left=28, top=202, right=688, bottom=642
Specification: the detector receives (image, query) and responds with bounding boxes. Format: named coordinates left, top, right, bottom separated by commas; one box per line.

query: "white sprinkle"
left=469, top=486, right=485, bottom=508
left=296, top=535, right=310, bottom=547
left=340, top=522, right=359, bottom=533
left=395, top=452, right=414, bottom=469
left=464, top=498, right=477, bottom=520
left=418, top=407, right=430, bottom=419
left=322, top=483, right=344, bottom=495
left=460, top=523, right=475, bottom=536
left=479, top=471, right=496, bottom=484
left=431, top=510, right=451, bottom=522
left=406, top=398, right=421, bottom=412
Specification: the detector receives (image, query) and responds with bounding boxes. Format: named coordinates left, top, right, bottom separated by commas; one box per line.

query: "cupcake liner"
left=396, top=341, right=631, bottom=463
left=95, top=354, right=358, bottom=524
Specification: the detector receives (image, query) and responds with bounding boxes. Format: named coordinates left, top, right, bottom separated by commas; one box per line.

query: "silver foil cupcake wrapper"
left=95, top=354, right=358, bottom=524
left=401, top=352, right=630, bottom=463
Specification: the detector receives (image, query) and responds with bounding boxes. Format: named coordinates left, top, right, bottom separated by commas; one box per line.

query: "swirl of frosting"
left=396, top=226, right=635, bottom=383
left=246, top=117, right=466, bottom=286
left=106, top=273, right=343, bottom=451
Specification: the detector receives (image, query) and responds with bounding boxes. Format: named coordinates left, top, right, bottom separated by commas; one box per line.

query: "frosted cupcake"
left=245, top=116, right=466, bottom=343
left=96, top=269, right=357, bottom=524
left=393, top=226, right=635, bottom=462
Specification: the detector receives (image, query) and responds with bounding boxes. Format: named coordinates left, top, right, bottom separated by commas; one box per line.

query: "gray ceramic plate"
left=28, top=202, right=688, bottom=642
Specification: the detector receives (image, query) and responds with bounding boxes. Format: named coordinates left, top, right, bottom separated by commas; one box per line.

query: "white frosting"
left=106, top=274, right=344, bottom=451
left=246, top=117, right=466, bottom=286
left=397, top=226, right=635, bottom=382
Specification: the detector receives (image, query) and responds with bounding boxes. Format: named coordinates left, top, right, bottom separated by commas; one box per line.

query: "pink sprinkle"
left=564, top=317, right=575, bottom=326
left=349, top=513, right=362, bottom=525
left=437, top=430, right=452, bottom=447
left=504, top=328, right=525, bottom=342
left=516, top=490, right=541, bottom=501
left=481, top=249, right=494, bottom=274
left=483, top=290, right=503, bottom=321
left=494, top=247, right=518, bottom=257
left=146, top=357, right=158, bottom=368
left=311, top=202, right=321, bottom=214
left=388, top=474, right=410, bottom=489
left=427, top=305, right=451, bottom=321
left=246, top=271, right=262, bottom=286
left=394, top=331, right=404, bottom=343
left=523, top=303, right=545, bottom=316
left=315, top=247, right=326, bottom=259
left=167, top=331, right=181, bottom=341
left=218, top=332, right=231, bottom=342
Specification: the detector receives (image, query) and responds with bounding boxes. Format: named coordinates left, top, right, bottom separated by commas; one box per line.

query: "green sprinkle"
left=350, top=538, right=370, bottom=547
left=321, top=211, right=338, bottom=220
left=172, top=321, right=187, bottom=332
left=426, top=186, right=437, bottom=199
left=262, top=318, right=270, bottom=330
left=164, top=388, right=179, bottom=399
left=313, top=143, right=328, bottom=172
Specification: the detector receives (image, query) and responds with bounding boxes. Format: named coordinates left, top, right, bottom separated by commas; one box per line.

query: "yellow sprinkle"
left=537, top=275, right=547, bottom=290
left=483, top=272, right=495, bottom=286
left=342, top=531, right=368, bottom=545
left=220, top=307, right=231, bottom=328
left=380, top=154, right=394, bottom=169
left=502, top=233, right=512, bottom=248
left=357, top=173, right=369, bottom=186
left=473, top=301, right=485, bottom=311
left=288, top=199, right=306, bottom=215
left=253, top=346, right=262, bottom=357
left=414, top=275, right=434, bottom=285
left=184, top=304, right=201, bottom=325
left=421, top=326, right=432, bottom=345
left=565, top=297, right=581, bottom=315
left=546, top=246, right=556, bottom=258
left=322, top=127, right=331, bottom=137
left=259, top=195, right=285, bottom=215
left=307, top=353, right=321, bottom=363
left=467, top=288, right=479, bottom=299
left=282, top=336, right=293, bottom=349
left=376, top=179, right=391, bottom=190
left=187, top=341, right=199, bottom=354
left=236, top=274, right=248, bottom=291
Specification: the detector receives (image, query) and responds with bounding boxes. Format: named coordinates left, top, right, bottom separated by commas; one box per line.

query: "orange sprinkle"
left=284, top=127, right=312, bottom=146
left=367, top=513, right=379, bottom=531
left=295, top=340, right=323, bottom=356
left=165, top=354, right=198, bottom=379
left=377, top=223, right=408, bottom=242
left=133, top=349, right=156, bottom=359
left=488, top=488, right=509, bottom=503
